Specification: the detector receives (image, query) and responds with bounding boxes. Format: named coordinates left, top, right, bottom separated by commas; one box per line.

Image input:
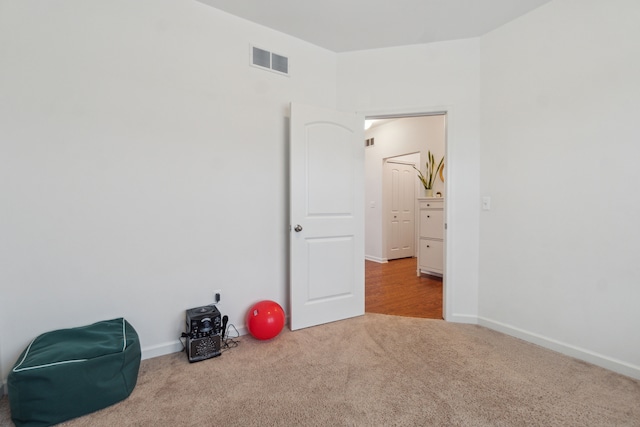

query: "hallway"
left=365, top=257, right=443, bottom=319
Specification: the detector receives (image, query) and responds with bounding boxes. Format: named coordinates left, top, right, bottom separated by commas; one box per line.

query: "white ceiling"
left=196, top=0, right=552, bottom=52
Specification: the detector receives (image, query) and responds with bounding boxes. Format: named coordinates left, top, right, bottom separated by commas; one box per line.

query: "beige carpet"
left=1, top=314, right=639, bottom=426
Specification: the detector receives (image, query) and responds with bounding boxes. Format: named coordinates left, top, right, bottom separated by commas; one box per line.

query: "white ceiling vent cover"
left=251, top=45, right=289, bottom=76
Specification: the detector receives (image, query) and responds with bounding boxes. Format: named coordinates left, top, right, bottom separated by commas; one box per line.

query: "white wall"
left=0, top=0, right=337, bottom=382
left=479, top=0, right=640, bottom=378
left=364, top=116, right=445, bottom=262
left=338, top=39, right=481, bottom=322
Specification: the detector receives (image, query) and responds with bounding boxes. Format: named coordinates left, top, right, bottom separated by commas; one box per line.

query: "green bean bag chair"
left=8, top=318, right=141, bottom=427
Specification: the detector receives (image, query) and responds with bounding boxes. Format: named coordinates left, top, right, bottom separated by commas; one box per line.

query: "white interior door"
left=289, top=103, right=364, bottom=331
left=384, top=161, right=416, bottom=260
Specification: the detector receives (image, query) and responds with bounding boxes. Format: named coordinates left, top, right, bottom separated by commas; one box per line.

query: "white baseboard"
left=141, top=341, right=184, bottom=360
left=446, top=313, right=478, bottom=324
left=478, top=316, right=640, bottom=380
left=365, top=255, right=388, bottom=263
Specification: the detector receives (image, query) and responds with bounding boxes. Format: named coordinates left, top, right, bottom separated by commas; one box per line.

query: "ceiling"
left=196, top=0, right=552, bottom=52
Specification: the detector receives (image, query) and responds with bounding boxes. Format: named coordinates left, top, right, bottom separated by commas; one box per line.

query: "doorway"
left=363, top=113, right=446, bottom=319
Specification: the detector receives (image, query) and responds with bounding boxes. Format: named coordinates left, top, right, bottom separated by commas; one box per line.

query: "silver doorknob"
left=294, top=224, right=303, bottom=232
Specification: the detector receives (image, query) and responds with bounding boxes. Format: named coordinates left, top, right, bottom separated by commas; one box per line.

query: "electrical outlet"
left=213, top=290, right=222, bottom=304
left=482, top=196, right=491, bottom=211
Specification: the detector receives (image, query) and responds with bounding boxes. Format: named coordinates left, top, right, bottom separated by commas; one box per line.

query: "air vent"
left=251, top=45, right=289, bottom=76
left=252, top=46, right=271, bottom=68
left=271, top=53, right=288, bottom=74
left=365, top=138, right=375, bottom=147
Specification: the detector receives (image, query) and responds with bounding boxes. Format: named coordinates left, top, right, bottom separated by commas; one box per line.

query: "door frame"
left=363, top=107, right=450, bottom=320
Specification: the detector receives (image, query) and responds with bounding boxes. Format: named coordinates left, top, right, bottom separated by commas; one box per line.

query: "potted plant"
left=413, top=151, right=444, bottom=197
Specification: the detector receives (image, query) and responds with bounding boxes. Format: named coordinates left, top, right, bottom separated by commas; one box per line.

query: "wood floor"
left=365, top=257, right=443, bottom=319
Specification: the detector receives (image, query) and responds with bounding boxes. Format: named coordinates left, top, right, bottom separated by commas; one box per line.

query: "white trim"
left=141, top=341, right=184, bottom=360
left=11, top=338, right=37, bottom=372
left=478, top=316, right=640, bottom=380
left=13, top=358, right=88, bottom=373
left=446, top=313, right=478, bottom=324
left=364, top=255, right=388, bottom=263
left=385, top=159, right=417, bottom=166
left=121, top=318, right=128, bottom=352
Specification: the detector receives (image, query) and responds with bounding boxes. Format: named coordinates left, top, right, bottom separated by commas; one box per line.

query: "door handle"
left=294, top=224, right=303, bottom=232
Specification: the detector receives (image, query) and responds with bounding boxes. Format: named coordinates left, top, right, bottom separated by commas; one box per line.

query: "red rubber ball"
left=246, top=300, right=285, bottom=340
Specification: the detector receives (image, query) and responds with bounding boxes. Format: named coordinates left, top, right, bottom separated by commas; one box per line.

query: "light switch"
left=370, top=201, right=375, bottom=208
left=482, top=196, right=491, bottom=211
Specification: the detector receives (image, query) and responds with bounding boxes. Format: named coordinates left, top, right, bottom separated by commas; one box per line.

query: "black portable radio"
left=185, top=305, right=222, bottom=362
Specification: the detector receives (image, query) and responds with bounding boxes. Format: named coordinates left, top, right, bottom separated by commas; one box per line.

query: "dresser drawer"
left=418, top=198, right=443, bottom=210
left=419, top=239, right=443, bottom=275
left=419, top=209, right=444, bottom=239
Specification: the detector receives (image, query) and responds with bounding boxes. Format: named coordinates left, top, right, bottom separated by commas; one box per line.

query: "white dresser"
left=417, top=197, right=444, bottom=276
